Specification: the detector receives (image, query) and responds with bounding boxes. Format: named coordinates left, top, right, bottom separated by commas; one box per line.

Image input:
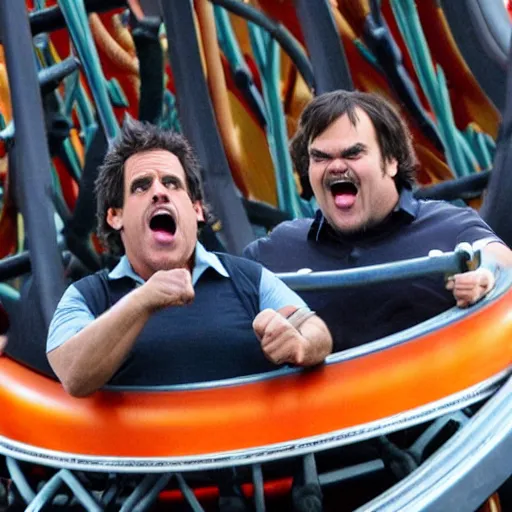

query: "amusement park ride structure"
left=0, top=0, right=510, bottom=510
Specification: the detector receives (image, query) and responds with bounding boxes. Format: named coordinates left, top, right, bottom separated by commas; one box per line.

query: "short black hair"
left=290, top=90, right=418, bottom=191
left=95, top=118, right=204, bottom=255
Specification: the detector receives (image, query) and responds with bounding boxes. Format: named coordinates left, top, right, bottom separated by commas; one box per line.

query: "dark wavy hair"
left=95, top=118, right=205, bottom=255
left=290, top=90, right=418, bottom=191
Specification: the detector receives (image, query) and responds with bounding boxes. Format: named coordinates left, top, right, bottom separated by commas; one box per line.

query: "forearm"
left=296, top=315, right=333, bottom=366
left=48, top=288, right=150, bottom=397
left=482, top=242, right=512, bottom=268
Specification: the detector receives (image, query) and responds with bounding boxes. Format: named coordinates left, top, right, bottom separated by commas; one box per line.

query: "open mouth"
left=330, top=180, right=359, bottom=209
left=149, top=212, right=177, bottom=241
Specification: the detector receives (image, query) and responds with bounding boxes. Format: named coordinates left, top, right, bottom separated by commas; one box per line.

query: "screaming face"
left=308, top=109, right=400, bottom=235
left=107, top=149, right=204, bottom=280
left=324, top=167, right=360, bottom=211
left=149, top=209, right=177, bottom=244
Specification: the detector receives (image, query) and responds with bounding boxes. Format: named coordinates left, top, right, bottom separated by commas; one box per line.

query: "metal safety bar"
left=277, top=243, right=477, bottom=292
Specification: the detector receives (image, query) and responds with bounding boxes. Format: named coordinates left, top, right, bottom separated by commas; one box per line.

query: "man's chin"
left=152, top=247, right=195, bottom=271
left=334, top=225, right=367, bottom=236
left=148, top=258, right=183, bottom=273
left=327, top=212, right=367, bottom=235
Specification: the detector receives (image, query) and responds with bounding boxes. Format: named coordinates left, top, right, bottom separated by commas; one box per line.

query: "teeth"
left=330, top=179, right=352, bottom=185
left=327, top=179, right=358, bottom=188
left=152, top=209, right=172, bottom=217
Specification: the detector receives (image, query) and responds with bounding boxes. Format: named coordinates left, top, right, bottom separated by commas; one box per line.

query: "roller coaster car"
left=0, top=248, right=510, bottom=510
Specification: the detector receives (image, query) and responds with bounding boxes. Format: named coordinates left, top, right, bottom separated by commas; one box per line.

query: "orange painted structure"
left=1, top=280, right=510, bottom=459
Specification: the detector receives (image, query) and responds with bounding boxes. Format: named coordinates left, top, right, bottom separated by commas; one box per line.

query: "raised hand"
left=445, top=268, right=495, bottom=308
left=252, top=308, right=308, bottom=365
left=137, top=268, right=195, bottom=312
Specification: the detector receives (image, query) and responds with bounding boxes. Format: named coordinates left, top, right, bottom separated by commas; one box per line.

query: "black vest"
left=74, top=254, right=276, bottom=386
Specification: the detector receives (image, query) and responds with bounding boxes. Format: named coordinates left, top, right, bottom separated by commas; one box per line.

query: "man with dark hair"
left=244, top=90, right=512, bottom=351
left=47, top=119, right=332, bottom=397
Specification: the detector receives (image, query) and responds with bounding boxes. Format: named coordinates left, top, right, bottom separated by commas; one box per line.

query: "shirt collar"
left=192, top=241, right=229, bottom=283
left=308, top=187, right=419, bottom=242
left=108, top=241, right=229, bottom=285
left=394, top=187, right=419, bottom=218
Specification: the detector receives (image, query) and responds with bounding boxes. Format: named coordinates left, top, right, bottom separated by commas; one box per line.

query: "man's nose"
left=326, top=157, right=348, bottom=173
left=151, top=182, right=170, bottom=203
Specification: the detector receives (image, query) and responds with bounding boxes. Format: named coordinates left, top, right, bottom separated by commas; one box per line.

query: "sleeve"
left=242, top=239, right=261, bottom=263
left=46, top=284, right=95, bottom=353
left=456, top=209, right=504, bottom=247
left=258, top=266, right=307, bottom=311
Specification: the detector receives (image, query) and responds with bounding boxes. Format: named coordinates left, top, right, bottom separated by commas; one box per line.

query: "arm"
left=253, top=307, right=332, bottom=366
left=48, top=269, right=194, bottom=397
left=446, top=242, right=512, bottom=307
left=294, top=312, right=333, bottom=365
left=484, top=241, right=512, bottom=266
left=253, top=267, right=332, bottom=366
left=48, top=287, right=152, bottom=397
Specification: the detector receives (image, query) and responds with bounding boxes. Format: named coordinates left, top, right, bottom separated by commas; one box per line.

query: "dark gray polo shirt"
left=244, top=189, right=502, bottom=351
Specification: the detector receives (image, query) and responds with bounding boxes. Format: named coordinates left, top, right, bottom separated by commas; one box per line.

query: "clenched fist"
left=137, top=268, right=195, bottom=312
left=253, top=308, right=307, bottom=366
left=445, top=268, right=495, bottom=308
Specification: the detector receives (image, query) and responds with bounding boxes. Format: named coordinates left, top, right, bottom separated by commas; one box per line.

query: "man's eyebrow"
left=162, top=174, right=183, bottom=185
left=309, top=148, right=333, bottom=158
left=309, top=143, right=368, bottom=159
left=340, top=143, right=367, bottom=158
left=130, top=175, right=152, bottom=191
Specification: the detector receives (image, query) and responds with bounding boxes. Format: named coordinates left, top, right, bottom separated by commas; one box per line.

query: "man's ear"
left=386, top=158, right=398, bottom=178
left=106, top=207, right=123, bottom=231
left=193, top=201, right=205, bottom=223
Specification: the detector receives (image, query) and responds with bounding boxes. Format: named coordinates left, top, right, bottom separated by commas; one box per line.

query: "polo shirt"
left=243, top=189, right=502, bottom=351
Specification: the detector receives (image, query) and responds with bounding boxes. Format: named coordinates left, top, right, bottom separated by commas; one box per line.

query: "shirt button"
left=348, top=247, right=360, bottom=262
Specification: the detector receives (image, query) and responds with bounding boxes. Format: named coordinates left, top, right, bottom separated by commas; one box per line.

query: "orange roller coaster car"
left=0, top=271, right=511, bottom=462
